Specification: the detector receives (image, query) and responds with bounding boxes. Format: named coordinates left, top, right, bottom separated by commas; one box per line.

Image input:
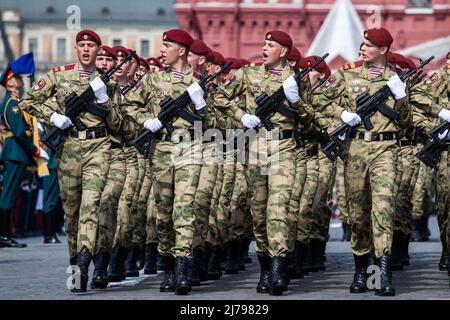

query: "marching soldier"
left=22, top=30, right=123, bottom=292
left=214, top=30, right=314, bottom=295
left=122, top=29, right=207, bottom=295
left=317, top=28, right=412, bottom=296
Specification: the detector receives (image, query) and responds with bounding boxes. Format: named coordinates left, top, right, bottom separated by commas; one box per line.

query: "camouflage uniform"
left=22, top=63, right=122, bottom=260
left=318, top=61, right=412, bottom=259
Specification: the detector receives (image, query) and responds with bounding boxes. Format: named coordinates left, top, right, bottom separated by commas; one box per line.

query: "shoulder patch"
left=53, top=64, right=76, bottom=73
left=325, top=75, right=336, bottom=88
left=425, top=73, right=439, bottom=84
left=34, top=79, right=46, bottom=91
left=343, top=60, right=363, bottom=71
left=11, top=106, right=20, bottom=114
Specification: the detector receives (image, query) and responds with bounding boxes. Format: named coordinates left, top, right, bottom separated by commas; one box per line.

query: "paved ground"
left=0, top=217, right=448, bottom=300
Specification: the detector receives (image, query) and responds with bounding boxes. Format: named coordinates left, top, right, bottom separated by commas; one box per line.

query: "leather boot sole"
left=269, top=284, right=284, bottom=296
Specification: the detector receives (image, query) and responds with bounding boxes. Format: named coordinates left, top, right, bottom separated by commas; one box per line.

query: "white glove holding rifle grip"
left=386, top=74, right=406, bottom=100
left=241, top=114, right=261, bottom=129
left=38, top=147, right=49, bottom=160
left=341, top=110, right=361, bottom=127
left=144, top=118, right=163, bottom=133
left=187, top=82, right=206, bottom=110
left=50, top=112, right=72, bottom=130
left=89, top=77, right=109, bottom=104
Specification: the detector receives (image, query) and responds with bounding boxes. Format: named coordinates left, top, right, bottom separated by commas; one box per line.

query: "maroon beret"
left=98, top=46, right=117, bottom=60
left=163, top=29, right=194, bottom=47
left=265, top=30, right=292, bottom=48
left=129, top=49, right=140, bottom=64
left=240, top=59, right=251, bottom=67
left=147, top=57, right=163, bottom=68
left=76, top=29, right=101, bottom=46
left=139, top=57, right=150, bottom=70
left=287, top=46, right=302, bottom=62
left=112, top=46, right=131, bottom=58
left=225, top=58, right=243, bottom=69
left=190, top=39, right=210, bottom=56
left=297, top=56, right=309, bottom=69
left=210, top=51, right=226, bottom=66
left=364, top=27, right=393, bottom=48
left=305, top=55, right=329, bottom=75
left=324, top=65, right=331, bottom=79
left=387, top=51, right=398, bottom=64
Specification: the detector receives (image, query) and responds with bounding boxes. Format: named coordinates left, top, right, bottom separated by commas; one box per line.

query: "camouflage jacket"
left=21, top=63, right=123, bottom=134
left=317, top=60, right=412, bottom=133
left=213, top=64, right=314, bottom=131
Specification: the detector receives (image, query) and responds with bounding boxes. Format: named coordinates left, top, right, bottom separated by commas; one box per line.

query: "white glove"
left=143, top=118, right=163, bottom=133
left=282, top=76, right=300, bottom=103
left=187, top=82, right=206, bottom=110
left=89, top=77, right=109, bottom=104
left=341, top=110, right=361, bottom=127
left=39, top=148, right=49, bottom=160
left=437, top=129, right=449, bottom=141
left=386, top=75, right=406, bottom=100
left=438, top=109, right=450, bottom=123
left=50, top=112, right=72, bottom=130
left=241, top=113, right=261, bottom=129
left=36, top=121, right=44, bottom=133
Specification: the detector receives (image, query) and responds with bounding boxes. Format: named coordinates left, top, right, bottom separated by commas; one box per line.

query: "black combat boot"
left=375, top=254, right=396, bottom=296
left=174, top=256, right=191, bottom=295
left=318, top=240, right=327, bottom=270
left=411, top=218, right=421, bottom=242
left=187, top=247, right=203, bottom=286
left=0, top=208, right=26, bottom=248
left=225, top=240, right=240, bottom=274
left=390, top=231, right=404, bottom=271
left=237, top=238, right=246, bottom=271
left=91, top=249, right=110, bottom=289
left=256, top=255, right=271, bottom=293
left=447, top=251, right=450, bottom=287
left=144, top=243, right=158, bottom=274
left=159, top=255, right=175, bottom=292
left=438, top=236, right=448, bottom=271
left=125, top=244, right=141, bottom=277
left=71, top=247, right=92, bottom=293
left=306, top=242, right=319, bottom=272
left=401, top=234, right=410, bottom=266
left=108, top=246, right=127, bottom=282
left=156, top=252, right=166, bottom=271
left=341, top=222, right=351, bottom=241
left=310, top=239, right=323, bottom=272
left=207, top=245, right=222, bottom=280
left=349, top=253, right=369, bottom=293
left=285, top=251, right=296, bottom=279
left=291, top=241, right=307, bottom=279
left=269, top=256, right=288, bottom=296
left=200, top=244, right=211, bottom=282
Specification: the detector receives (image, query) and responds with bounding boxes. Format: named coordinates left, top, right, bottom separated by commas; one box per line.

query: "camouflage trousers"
left=310, top=151, right=337, bottom=242
left=435, top=148, right=450, bottom=249
left=411, top=144, right=433, bottom=220
left=193, top=142, right=219, bottom=249
left=345, top=139, right=399, bottom=258
left=146, top=184, right=158, bottom=244
left=393, top=143, right=420, bottom=236
left=296, top=146, right=319, bottom=244
left=151, top=139, right=202, bottom=258
left=208, top=163, right=222, bottom=247
left=229, top=161, right=251, bottom=241
left=57, top=136, right=111, bottom=257
left=336, top=158, right=350, bottom=223
left=131, top=153, right=148, bottom=246
left=246, top=135, right=296, bottom=257
left=113, top=146, right=139, bottom=248
left=287, top=147, right=307, bottom=252
left=136, top=159, right=157, bottom=245
left=95, top=146, right=126, bottom=253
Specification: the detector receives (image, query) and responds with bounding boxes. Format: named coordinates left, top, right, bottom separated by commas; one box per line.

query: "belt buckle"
left=78, top=131, right=87, bottom=140
left=364, top=132, right=371, bottom=142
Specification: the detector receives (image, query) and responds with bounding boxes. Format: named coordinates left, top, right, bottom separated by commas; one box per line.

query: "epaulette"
left=342, top=60, right=363, bottom=71
left=53, top=64, right=76, bottom=73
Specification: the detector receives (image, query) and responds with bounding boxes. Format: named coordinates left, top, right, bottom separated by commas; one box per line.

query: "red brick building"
left=174, top=0, right=449, bottom=69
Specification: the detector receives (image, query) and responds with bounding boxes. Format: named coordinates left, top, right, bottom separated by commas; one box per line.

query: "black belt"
left=154, top=129, right=196, bottom=142
left=306, top=145, right=319, bottom=157
left=69, top=127, right=108, bottom=140
left=399, top=140, right=417, bottom=147
left=349, top=131, right=396, bottom=142
left=260, top=129, right=294, bottom=140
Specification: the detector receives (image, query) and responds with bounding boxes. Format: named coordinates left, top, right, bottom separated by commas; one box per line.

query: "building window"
left=113, top=39, right=122, bottom=47
left=408, top=0, right=431, bottom=8
left=140, top=40, right=150, bottom=57
left=29, top=38, right=38, bottom=54
left=56, top=38, right=66, bottom=60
